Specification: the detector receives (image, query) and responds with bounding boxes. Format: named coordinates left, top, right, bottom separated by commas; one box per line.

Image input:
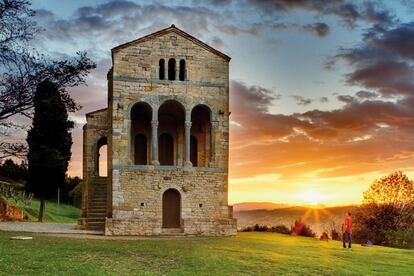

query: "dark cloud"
left=302, top=22, right=329, bottom=37
left=367, top=22, right=414, bottom=60
left=356, top=90, right=378, bottom=99
left=329, top=20, right=414, bottom=99
left=291, top=95, right=312, bottom=106
left=291, top=95, right=329, bottom=106
left=247, top=0, right=396, bottom=28
left=336, top=95, right=356, bottom=104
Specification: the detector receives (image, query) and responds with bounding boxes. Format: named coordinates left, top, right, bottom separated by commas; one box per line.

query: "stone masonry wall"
left=105, top=167, right=236, bottom=236
left=105, top=27, right=236, bottom=236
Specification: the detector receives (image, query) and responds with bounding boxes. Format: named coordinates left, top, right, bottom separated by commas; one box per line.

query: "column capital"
left=185, top=121, right=192, bottom=128
left=151, top=121, right=159, bottom=128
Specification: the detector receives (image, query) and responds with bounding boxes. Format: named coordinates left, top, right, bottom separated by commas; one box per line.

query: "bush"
left=291, top=220, right=316, bottom=238
left=354, top=171, right=414, bottom=248
left=271, top=225, right=291, bottom=235
left=320, top=231, right=329, bottom=241
left=331, top=229, right=341, bottom=241
left=240, top=224, right=291, bottom=234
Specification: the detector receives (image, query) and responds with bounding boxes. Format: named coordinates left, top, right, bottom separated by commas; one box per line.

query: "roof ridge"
left=111, top=25, right=231, bottom=61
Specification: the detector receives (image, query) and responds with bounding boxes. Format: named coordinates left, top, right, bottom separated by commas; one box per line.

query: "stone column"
left=151, top=120, right=159, bottom=166
left=184, top=120, right=192, bottom=167
left=209, top=121, right=218, bottom=167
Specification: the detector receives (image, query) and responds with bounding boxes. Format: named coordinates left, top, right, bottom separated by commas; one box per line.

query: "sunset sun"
left=300, top=191, right=324, bottom=206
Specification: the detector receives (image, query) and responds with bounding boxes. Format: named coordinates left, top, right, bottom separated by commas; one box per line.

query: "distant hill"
left=234, top=205, right=358, bottom=235
left=232, top=202, right=288, bottom=211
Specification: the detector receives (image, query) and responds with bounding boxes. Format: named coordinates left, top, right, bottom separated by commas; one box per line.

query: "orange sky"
left=32, top=0, right=414, bottom=207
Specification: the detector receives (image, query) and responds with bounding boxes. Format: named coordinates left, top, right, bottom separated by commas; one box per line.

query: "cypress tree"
left=27, top=80, right=74, bottom=222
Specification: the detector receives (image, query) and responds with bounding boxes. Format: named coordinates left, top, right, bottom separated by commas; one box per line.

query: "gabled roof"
left=86, top=108, right=107, bottom=117
left=111, top=25, right=231, bottom=62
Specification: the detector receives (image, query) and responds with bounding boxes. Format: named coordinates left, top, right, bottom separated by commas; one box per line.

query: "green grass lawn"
left=24, top=199, right=81, bottom=223
left=0, top=232, right=412, bottom=275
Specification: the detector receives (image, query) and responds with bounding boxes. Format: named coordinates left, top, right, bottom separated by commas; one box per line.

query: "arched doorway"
left=158, top=100, right=185, bottom=166
left=130, top=102, right=152, bottom=165
left=96, top=137, right=107, bottom=176
left=159, top=133, right=174, bottom=165
left=191, top=105, right=211, bottom=167
left=162, top=189, right=181, bottom=228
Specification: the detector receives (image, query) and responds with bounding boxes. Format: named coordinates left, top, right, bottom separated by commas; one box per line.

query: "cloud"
left=355, top=90, right=378, bottom=99
left=302, top=22, right=330, bottom=37
left=329, top=21, right=414, bottom=99
left=230, top=81, right=414, bottom=179
left=291, top=95, right=329, bottom=106
left=247, top=0, right=396, bottom=28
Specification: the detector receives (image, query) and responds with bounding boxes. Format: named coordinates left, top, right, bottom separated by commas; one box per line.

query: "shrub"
left=320, top=231, right=329, bottom=241
left=330, top=229, right=341, bottom=241
left=291, top=220, right=316, bottom=238
left=271, top=225, right=291, bottom=235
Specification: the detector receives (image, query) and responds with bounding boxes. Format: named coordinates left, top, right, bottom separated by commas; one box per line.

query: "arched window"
left=134, top=134, right=147, bottom=165
left=130, top=102, right=152, bottom=165
left=191, top=105, right=211, bottom=167
left=179, top=59, right=186, bottom=81
left=159, top=133, right=174, bottom=165
left=190, top=135, right=197, bottom=166
left=159, top=59, right=165, bottom=80
left=168, top=58, right=176, bottom=80
left=96, top=137, right=107, bottom=176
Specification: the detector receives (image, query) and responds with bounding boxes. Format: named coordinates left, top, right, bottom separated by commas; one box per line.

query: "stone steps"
left=161, top=228, right=184, bottom=235
left=85, top=177, right=108, bottom=231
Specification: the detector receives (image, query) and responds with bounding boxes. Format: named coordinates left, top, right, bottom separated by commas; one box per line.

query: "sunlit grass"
left=0, top=232, right=412, bottom=275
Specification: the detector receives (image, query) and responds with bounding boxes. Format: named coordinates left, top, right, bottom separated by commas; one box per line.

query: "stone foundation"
left=105, top=166, right=237, bottom=236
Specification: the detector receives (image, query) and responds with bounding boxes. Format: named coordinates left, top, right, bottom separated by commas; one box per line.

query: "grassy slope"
left=0, top=232, right=412, bottom=275
left=24, top=199, right=81, bottom=223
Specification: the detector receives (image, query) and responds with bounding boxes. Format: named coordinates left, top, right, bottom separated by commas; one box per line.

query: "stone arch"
left=130, top=102, right=152, bottom=165
left=96, top=136, right=107, bottom=176
left=162, top=188, right=181, bottom=228
left=191, top=104, right=212, bottom=167
left=158, top=100, right=185, bottom=166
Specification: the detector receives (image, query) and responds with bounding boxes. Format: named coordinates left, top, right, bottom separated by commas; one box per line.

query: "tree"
left=0, top=0, right=95, bottom=159
left=354, top=171, right=414, bottom=248
left=0, top=158, right=27, bottom=181
left=26, top=80, right=74, bottom=222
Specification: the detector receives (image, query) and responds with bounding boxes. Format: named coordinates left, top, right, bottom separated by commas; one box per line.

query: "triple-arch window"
left=159, top=58, right=186, bottom=81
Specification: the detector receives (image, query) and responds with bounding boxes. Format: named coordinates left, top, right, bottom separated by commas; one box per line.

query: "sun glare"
left=300, top=191, right=324, bottom=206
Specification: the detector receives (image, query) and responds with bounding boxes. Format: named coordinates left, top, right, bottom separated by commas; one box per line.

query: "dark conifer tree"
left=26, top=80, right=74, bottom=222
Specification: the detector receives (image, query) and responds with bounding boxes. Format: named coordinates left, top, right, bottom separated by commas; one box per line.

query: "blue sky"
left=25, top=0, right=414, bottom=205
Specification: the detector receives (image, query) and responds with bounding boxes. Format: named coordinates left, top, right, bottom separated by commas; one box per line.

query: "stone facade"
left=81, top=25, right=236, bottom=236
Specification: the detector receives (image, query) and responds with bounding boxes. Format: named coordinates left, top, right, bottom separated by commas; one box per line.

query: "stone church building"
left=80, top=25, right=237, bottom=236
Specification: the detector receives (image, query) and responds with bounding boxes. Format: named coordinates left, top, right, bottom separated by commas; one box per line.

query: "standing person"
left=342, top=212, right=353, bottom=249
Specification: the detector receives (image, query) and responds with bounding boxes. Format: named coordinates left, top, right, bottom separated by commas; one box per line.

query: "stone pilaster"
left=184, top=120, right=192, bottom=167
left=151, top=120, right=160, bottom=165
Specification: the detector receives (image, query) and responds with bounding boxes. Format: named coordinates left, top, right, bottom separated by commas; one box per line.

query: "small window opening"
left=168, top=58, right=176, bottom=80
left=179, top=59, right=186, bottom=81
left=199, top=203, right=203, bottom=208
left=159, top=59, right=165, bottom=80
left=141, top=202, right=145, bottom=207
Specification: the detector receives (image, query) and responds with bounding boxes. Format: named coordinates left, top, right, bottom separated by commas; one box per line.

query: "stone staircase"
left=85, top=176, right=107, bottom=231
left=161, top=228, right=184, bottom=236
